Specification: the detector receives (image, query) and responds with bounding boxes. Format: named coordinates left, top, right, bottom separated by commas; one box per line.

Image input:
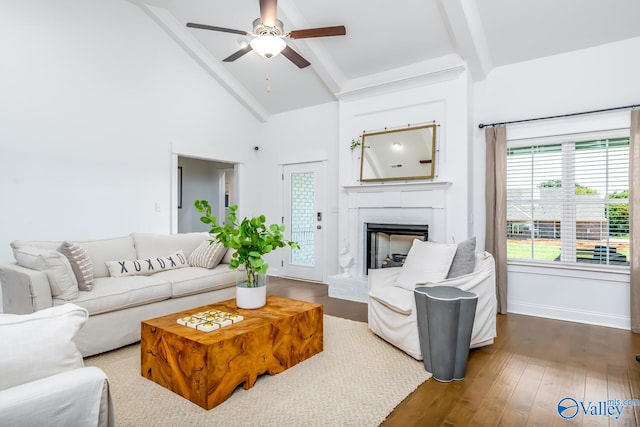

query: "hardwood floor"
left=268, top=277, right=640, bottom=426
left=268, top=276, right=368, bottom=322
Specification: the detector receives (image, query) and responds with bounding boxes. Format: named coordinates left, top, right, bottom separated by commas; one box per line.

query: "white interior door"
left=283, top=162, right=325, bottom=282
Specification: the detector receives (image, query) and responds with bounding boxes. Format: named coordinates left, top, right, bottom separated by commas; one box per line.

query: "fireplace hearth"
left=365, top=223, right=429, bottom=272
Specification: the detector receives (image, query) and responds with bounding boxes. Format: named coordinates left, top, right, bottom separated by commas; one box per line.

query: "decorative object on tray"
left=177, top=309, right=244, bottom=332
left=195, top=201, right=299, bottom=309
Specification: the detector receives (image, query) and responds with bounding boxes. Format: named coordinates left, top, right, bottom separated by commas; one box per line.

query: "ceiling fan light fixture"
left=250, top=35, right=286, bottom=58
left=187, top=3, right=345, bottom=69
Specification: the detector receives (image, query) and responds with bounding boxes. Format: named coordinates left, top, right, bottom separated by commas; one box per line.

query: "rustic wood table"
left=140, top=295, right=323, bottom=409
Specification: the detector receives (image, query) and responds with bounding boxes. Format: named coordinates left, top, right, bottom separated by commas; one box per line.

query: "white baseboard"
left=508, top=300, right=630, bottom=330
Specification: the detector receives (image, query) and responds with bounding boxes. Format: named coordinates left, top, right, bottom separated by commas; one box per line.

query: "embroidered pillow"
left=188, top=240, right=227, bottom=269
left=58, top=241, right=94, bottom=291
left=105, top=250, right=188, bottom=277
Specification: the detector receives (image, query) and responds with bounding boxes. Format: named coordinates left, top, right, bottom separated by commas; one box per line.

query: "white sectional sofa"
left=0, top=233, right=237, bottom=356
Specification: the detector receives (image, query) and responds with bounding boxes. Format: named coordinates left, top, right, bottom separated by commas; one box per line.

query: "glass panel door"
left=283, top=162, right=324, bottom=281
left=290, top=171, right=316, bottom=267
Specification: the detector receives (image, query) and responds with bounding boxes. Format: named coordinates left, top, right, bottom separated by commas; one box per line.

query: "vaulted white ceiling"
left=130, top=0, right=640, bottom=121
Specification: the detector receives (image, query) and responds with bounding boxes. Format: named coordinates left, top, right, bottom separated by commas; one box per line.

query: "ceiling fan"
left=186, top=0, right=346, bottom=69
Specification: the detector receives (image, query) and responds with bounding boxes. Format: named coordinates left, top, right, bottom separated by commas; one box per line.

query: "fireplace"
left=327, top=182, right=449, bottom=303
left=365, top=223, right=429, bottom=271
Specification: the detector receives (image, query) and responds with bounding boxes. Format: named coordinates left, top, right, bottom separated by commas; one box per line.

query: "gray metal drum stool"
left=414, top=286, right=478, bottom=382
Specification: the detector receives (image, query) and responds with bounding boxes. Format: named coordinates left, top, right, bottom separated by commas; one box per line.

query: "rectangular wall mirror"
left=359, top=124, right=436, bottom=182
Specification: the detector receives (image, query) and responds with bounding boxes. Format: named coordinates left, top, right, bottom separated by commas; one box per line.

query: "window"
left=506, top=136, right=630, bottom=267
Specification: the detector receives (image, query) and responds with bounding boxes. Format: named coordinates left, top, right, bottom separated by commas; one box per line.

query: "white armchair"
left=0, top=304, right=114, bottom=427
left=368, top=251, right=497, bottom=360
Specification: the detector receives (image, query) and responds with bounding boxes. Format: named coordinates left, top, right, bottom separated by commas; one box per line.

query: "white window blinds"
left=506, top=137, right=630, bottom=267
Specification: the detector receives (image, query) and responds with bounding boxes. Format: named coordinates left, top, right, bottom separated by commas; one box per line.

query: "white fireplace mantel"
left=342, top=181, right=452, bottom=211
left=342, top=181, right=452, bottom=193
left=329, top=181, right=453, bottom=303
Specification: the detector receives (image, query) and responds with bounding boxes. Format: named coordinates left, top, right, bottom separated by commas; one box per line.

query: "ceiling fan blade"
left=289, top=26, right=346, bottom=39
left=259, top=0, right=278, bottom=27
left=186, top=22, right=249, bottom=36
left=222, top=45, right=254, bottom=62
left=281, top=45, right=310, bottom=69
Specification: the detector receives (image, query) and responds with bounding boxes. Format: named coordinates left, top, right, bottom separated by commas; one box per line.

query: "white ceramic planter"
left=236, top=275, right=267, bottom=309
left=236, top=284, right=266, bottom=309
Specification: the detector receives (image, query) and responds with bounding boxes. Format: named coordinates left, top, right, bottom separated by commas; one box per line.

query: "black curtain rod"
left=478, top=103, right=640, bottom=129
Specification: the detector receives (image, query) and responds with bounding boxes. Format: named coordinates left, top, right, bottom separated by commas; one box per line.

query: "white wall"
left=0, top=0, right=261, bottom=268
left=473, top=37, right=640, bottom=329
left=338, top=69, right=473, bottom=246
left=248, top=102, right=339, bottom=278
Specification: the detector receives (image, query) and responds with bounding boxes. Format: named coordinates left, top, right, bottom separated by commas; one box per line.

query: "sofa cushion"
left=447, top=237, right=477, bottom=279
left=10, top=240, right=62, bottom=251
left=11, top=245, right=79, bottom=300
left=80, top=236, right=137, bottom=279
left=152, top=265, right=236, bottom=298
left=105, top=250, right=188, bottom=277
left=189, top=240, right=227, bottom=269
left=0, top=304, right=86, bottom=391
left=369, top=286, right=413, bottom=315
left=58, top=241, right=94, bottom=291
left=132, top=232, right=209, bottom=260
left=57, top=276, right=172, bottom=315
left=394, top=239, right=458, bottom=291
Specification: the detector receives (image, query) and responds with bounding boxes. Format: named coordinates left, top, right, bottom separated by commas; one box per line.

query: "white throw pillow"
left=105, top=250, right=188, bottom=277
left=394, top=239, right=458, bottom=291
left=189, top=240, right=228, bottom=269
left=0, top=304, right=87, bottom=391
left=11, top=244, right=79, bottom=300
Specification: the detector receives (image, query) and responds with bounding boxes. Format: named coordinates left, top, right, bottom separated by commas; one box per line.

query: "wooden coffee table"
left=140, top=295, right=323, bottom=409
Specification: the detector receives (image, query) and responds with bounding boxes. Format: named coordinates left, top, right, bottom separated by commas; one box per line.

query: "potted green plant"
left=195, top=200, right=299, bottom=309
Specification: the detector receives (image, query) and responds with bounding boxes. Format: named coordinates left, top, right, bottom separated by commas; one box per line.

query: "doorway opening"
left=176, top=156, right=236, bottom=233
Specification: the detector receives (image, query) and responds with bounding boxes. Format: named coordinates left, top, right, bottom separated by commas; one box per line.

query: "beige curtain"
left=630, top=110, right=640, bottom=333
left=485, top=126, right=508, bottom=314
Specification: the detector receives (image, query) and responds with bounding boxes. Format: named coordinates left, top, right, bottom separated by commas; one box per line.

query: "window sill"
left=507, top=259, right=630, bottom=282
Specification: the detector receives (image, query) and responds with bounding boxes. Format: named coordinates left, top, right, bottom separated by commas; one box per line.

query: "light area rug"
left=85, top=315, right=431, bottom=427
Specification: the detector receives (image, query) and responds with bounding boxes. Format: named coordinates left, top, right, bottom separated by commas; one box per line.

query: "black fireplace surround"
left=365, top=223, right=429, bottom=272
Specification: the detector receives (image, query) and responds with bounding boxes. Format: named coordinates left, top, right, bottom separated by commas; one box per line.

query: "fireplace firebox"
left=365, top=223, right=429, bottom=272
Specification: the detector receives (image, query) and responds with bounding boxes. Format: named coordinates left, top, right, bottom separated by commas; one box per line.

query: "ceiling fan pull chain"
left=266, top=74, right=271, bottom=94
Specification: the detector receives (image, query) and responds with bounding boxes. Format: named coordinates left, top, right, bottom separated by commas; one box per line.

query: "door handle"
left=317, top=225, right=322, bottom=230
left=317, top=212, right=322, bottom=221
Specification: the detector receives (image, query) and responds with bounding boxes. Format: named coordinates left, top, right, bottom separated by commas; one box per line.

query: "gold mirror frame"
left=359, top=124, right=436, bottom=182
